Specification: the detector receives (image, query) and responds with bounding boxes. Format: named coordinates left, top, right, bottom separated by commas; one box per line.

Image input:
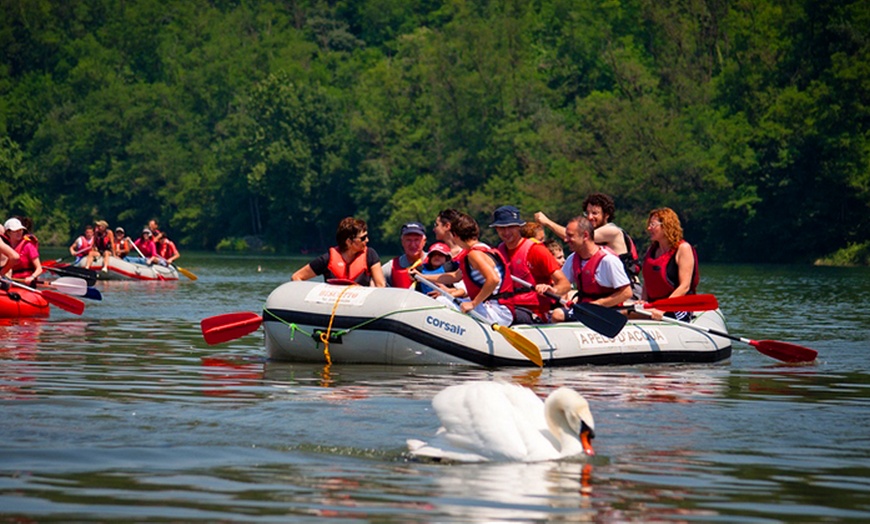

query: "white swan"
left=407, top=381, right=595, bottom=462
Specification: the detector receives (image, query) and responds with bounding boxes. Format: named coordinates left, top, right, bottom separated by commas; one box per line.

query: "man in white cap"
left=383, top=222, right=427, bottom=288
left=490, top=205, right=570, bottom=323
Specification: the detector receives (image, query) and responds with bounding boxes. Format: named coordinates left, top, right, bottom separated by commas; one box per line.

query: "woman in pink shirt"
left=3, top=217, right=43, bottom=285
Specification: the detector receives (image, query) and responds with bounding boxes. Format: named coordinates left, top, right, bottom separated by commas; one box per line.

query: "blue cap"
left=401, top=222, right=426, bottom=236
left=489, top=205, right=526, bottom=227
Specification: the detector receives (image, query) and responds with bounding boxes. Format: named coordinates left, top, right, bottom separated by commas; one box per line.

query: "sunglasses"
left=356, top=234, right=369, bottom=242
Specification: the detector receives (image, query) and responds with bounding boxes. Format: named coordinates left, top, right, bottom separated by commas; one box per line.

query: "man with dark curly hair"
left=534, top=193, right=641, bottom=298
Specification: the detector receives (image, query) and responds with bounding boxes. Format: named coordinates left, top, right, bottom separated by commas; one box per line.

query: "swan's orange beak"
left=580, top=422, right=595, bottom=456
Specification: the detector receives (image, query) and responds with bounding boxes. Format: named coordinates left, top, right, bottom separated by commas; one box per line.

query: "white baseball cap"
left=3, top=218, right=25, bottom=231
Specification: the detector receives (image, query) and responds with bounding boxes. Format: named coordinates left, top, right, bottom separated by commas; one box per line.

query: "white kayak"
left=262, top=281, right=732, bottom=367
left=75, top=255, right=179, bottom=281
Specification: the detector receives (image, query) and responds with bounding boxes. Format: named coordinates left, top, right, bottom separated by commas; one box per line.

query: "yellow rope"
left=319, top=284, right=357, bottom=365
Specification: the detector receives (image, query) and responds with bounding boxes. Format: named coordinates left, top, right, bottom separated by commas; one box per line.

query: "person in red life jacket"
left=69, top=225, right=95, bottom=263
left=490, top=205, right=570, bottom=324
left=292, top=217, right=386, bottom=287
left=415, top=241, right=453, bottom=295
left=551, top=216, right=632, bottom=323
left=2, top=217, right=43, bottom=286
left=113, top=227, right=133, bottom=259
left=520, top=221, right=545, bottom=243
left=132, top=228, right=161, bottom=265
left=83, top=220, right=117, bottom=273
left=639, top=207, right=699, bottom=322
left=383, top=222, right=427, bottom=288
left=534, top=193, right=642, bottom=298
left=148, top=219, right=162, bottom=239
left=543, top=238, right=566, bottom=266
left=420, top=212, right=516, bottom=326
left=155, top=234, right=180, bottom=266
left=0, top=224, right=21, bottom=278
left=432, top=209, right=464, bottom=261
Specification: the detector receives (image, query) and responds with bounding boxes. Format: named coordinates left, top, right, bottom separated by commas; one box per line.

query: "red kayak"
left=0, top=286, right=50, bottom=318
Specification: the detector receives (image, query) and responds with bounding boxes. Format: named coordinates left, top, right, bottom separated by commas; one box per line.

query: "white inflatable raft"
left=76, top=255, right=179, bottom=281
left=262, top=281, right=732, bottom=367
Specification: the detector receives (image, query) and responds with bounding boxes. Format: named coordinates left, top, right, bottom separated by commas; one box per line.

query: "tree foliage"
left=1, top=0, right=867, bottom=262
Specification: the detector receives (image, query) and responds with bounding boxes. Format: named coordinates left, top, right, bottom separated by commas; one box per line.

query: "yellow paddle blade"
left=176, top=266, right=198, bottom=281
left=492, top=324, right=543, bottom=367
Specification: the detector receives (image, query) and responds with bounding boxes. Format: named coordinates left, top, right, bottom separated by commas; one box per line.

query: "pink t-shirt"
left=13, top=241, right=39, bottom=275
left=135, top=238, right=157, bottom=257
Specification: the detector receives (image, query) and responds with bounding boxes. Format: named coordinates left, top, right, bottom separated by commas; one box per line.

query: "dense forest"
left=1, top=0, right=868, bottom=263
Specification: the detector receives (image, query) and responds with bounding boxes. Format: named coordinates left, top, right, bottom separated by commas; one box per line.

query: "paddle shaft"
left=43, top=264, right=98, bottom=286
left=632, top=308, right=817, bottom=363
left=509, top=275, right=628, bottom=338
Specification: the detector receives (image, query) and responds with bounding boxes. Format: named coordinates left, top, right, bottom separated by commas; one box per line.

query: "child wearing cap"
left=422, top=242, right=451, bottom=273
left=415, top=242, right=454, bottom=295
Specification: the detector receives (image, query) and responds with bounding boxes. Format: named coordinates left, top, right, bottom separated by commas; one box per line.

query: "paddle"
left=413, top=274, right=543, bottom=367
left=133, top=235, right=197, bottom=281
left=43, top=264, right=98, bottom=286
left=4, top=278, right=85, bottom=315
left=510, top=276, right=627, bottom=339
left=632, top=307, right=818, bottom=363
left=41, top=277, right=103, bottom=301
left=174, top=265, right=198, bottom=281
left=618, top=294, right=719, bottom=312
left=201, top=311, right=263, bottom=345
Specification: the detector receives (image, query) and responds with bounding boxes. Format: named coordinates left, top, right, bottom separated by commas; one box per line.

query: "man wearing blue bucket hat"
left=490, top=205, right=570, bottom=323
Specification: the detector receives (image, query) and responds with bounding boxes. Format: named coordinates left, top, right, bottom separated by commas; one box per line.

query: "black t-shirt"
left=308, top=248, right=381, bottom=286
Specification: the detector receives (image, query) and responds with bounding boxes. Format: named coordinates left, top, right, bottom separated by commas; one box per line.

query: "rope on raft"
left=262, top=301, right=445, bottom=364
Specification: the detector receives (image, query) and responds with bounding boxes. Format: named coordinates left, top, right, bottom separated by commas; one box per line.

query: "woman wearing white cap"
left=0, top=224, right=21, bottom=278
left=2, top=217, right=43, bottom=285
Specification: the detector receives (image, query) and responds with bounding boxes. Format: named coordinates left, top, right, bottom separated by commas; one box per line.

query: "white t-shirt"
left=562, top=251, right=630, bottom=289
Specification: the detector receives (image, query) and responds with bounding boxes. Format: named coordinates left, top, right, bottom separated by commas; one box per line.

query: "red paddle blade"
left=41, top=289, right=85, bottom=315
left=752, top=339, right=818, bottom=363
left=646, top=294, right=719, bottom=312
left=201, top=312, right=262, bottom=345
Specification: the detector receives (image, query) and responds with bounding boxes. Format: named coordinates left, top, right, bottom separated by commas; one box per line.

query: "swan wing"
left=430, top=382, right=556, bottom=461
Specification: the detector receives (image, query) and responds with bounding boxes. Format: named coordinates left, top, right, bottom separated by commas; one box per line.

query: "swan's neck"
left=545, top=393, right=586, bottom=457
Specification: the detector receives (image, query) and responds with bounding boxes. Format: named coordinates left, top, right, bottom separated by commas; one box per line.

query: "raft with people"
left=212, top=280, right=734, bottom=367
left=73, top=255, right=180, bottom=281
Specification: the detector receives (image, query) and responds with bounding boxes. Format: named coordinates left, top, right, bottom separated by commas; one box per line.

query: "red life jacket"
left=158, top=240, right=178, bottom=260
left=326, top=247, right=370, bottom=283
left=73, top=235, right=94, bottom=256
left=642, top=240, right=700, bottom=302
left=114, top=237, right=131, bottom=255
left=389, top=256, right=415, bottom=288
left=616, top=227, right=641, bottom=279
left=455, top=244, right=515, bottom=313
left=497, top=238, right=539, bottom=308
left=93, top=230, right=112, bottom=252
left=571, top=246, right=618, bottom=303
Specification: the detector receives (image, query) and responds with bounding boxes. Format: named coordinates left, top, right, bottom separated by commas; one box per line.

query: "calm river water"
left=2, top=252, right=869, bottom=522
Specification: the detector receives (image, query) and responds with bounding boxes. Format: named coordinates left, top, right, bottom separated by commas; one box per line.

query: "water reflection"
left=1, top=256, right=868, bottom=521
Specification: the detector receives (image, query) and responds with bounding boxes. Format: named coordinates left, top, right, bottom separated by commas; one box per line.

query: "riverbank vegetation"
left=2, top=0, right=868, bottom=264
